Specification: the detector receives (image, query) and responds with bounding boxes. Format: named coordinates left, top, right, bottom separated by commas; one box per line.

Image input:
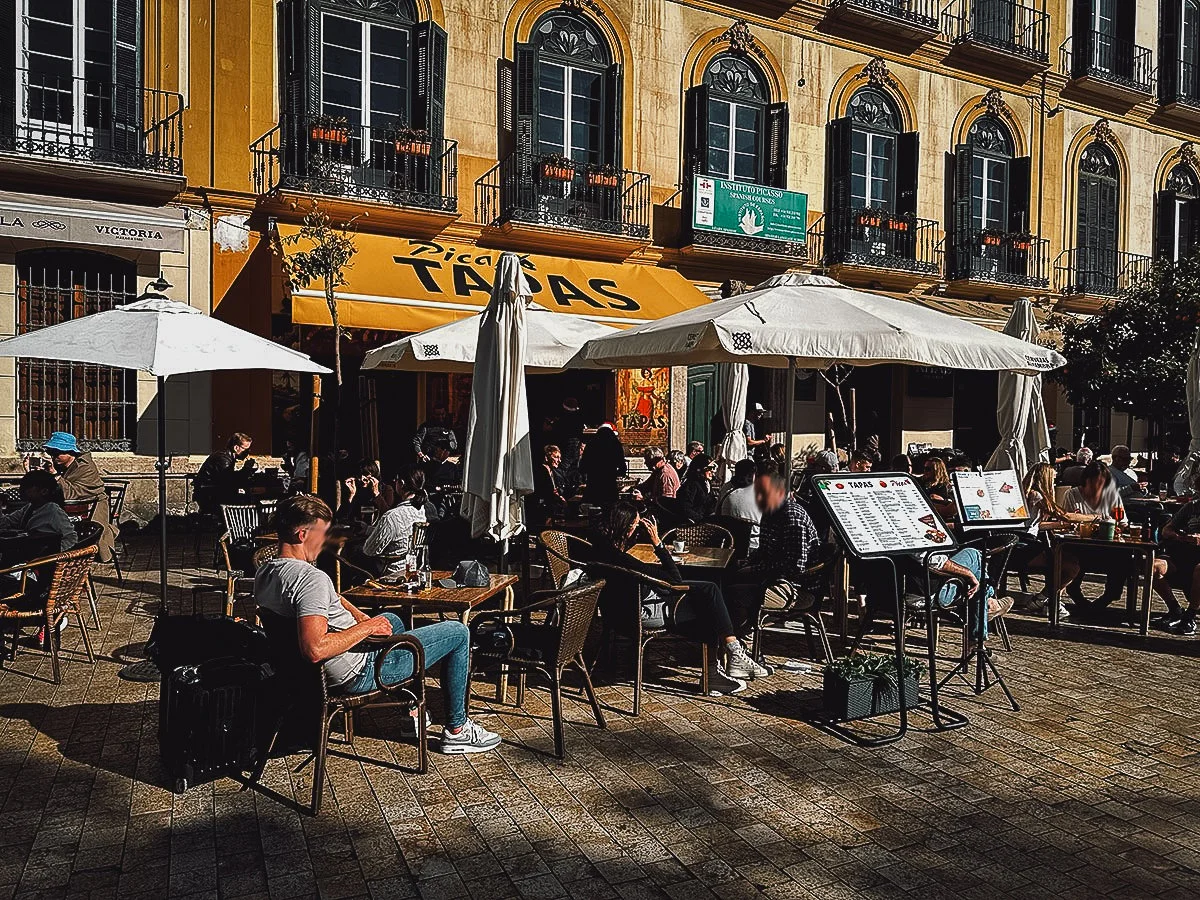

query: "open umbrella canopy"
left=362, top=307, right=619, bottom=374
left=571, top=273, right=1065, bottom=375
left=0, top=296, right=328, bottom=377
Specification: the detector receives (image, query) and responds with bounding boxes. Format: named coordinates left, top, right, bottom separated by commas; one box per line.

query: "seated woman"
left=335, top=460, right=395, bottom=525
left=0, top=469, right=77, bottom=554
left=676, top=453, right=717, bottom=523
left=1151, top=471, right=1200, bottom=635
left=920, top=457, right=957, bottom=522
left=589, top=502, right=769, bottom=693
left=362, top=468, right=432, bottom=577
left=1011, top=462, right=1083, bottom=619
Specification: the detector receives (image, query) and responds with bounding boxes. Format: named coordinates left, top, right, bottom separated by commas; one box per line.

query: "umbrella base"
left=113, top=641, right=150, bottom=664
left=118, top=658, right=161, bottom=683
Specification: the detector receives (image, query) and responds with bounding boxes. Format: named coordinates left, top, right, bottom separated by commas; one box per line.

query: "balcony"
left=0, top=68, right=184, bottom=200
left=819, top=0, right=940, bottom=45
left=1053, top=248, right=1152, bottom=305
left=809, top=207, right=940, bottom=284
left=1061, top=33, right=1154, bottom=107
left=945, top=231, right=1049, bottom=296
left=1158, top=59, right=1200, bottom=124
left=475, top=152, right=651, bottom=260
left=251, top=114, right=459, bottom=235
left=943, top=0, right=1049, bottom=76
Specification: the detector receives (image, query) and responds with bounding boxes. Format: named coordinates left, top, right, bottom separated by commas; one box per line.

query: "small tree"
left=278, top=202, right=358, bottom=502
left=1053, top=255, right=1200, bottom=440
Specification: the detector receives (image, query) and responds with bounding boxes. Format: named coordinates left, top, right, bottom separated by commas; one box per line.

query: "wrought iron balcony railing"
left=946, top=231, right=1049, bottom=287
left=1061, top=32, right=1154, bottom=95
left=808, top=206, right=940, bottom=275
left=251, top=114, right=458, bottom=212
left=0, top=68, right=183, bottom=175
left=822, top=0, right=940, bottom=30
left=1160, top=58, right=1200, bottom=107
left=475, top=152, right=650, bottom=240
left=943, top=0, right=1049, bottom=64
left=1053, top=248, right=1152, bottom=297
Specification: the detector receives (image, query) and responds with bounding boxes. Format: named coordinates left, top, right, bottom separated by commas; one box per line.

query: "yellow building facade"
left=1, top=0, right=1197, bottom=477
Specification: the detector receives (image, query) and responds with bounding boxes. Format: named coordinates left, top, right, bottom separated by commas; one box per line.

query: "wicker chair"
left=469, top=579, right=606, bottom=758
left=538, top=530, right=593, bottom=589
left=750, top=542, right=843, bottom=667
left=0, top=544, right=98, bottom=683
left=256, top=608, right=427, bottom=816
left=661, top=523, right=734, bottom=550
left=586, top=561, right=707, bottom=715
left=102, top=481, right=128, bottom=582
left=215, top=537, right=278, bottom=616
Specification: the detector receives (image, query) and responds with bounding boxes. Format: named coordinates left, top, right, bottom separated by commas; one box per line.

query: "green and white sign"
left=692, top=175, right=808, bottom=244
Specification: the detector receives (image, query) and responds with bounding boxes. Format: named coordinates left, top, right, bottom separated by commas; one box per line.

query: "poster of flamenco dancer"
left=617, top=367, right=670, bottom=456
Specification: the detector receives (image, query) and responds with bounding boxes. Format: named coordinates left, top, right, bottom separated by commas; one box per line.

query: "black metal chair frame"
left=102, top=481, right=128, bottom=584
left=751, top=544, right=843, bottom=666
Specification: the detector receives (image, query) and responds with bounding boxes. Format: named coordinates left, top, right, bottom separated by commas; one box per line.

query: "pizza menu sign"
left=952, top=470, right=1028, bottom=525
left=814, top=474, right=954, bottom=557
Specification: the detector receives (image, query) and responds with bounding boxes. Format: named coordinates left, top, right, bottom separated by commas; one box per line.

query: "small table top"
left=344, top=571, right=518, bottom=614
left=627, top=543, right=734, bottom=569
left=1050, top=533, right=1159, bottom=551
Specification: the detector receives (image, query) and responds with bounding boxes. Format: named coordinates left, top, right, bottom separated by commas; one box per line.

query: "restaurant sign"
left=0, top=193, right=187, bottom=252
left=692, top=175, right=807, bottom=244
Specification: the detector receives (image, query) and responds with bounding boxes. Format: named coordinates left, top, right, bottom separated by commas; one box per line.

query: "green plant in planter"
left=825, top=652, right=924, bottom=687
left=823, top=652, right=926, bottom=721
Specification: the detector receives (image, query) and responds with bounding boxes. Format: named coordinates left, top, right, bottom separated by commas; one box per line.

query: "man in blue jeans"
left=255, top=495, right=500, bottom=754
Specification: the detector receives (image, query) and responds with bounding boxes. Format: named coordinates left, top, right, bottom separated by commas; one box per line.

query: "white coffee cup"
left=673, top=540, right=686, bottom=554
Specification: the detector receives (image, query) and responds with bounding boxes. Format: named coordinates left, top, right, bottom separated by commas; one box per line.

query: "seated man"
left=194, top=432, right=257, bottom=516
left=1063, top=461, right=1128, bottom=610
left=38, top=432, right=116, bottom=563
left=0, top=470, right=77, bottom=554
left=531, top=444, right=568, bottom=525
left=1152, top=484, right=1200, bottom=635
left=633, top=447, right=680, bottom=502
left=588, top=502, right=768, bottom=693
left=424, top=440, right=462, bottom=490
left=1109, top=444, right=1147, bottom=498
left=255, top=495, right=499, bottom=753
left=848, top=450, right=874, bottom=474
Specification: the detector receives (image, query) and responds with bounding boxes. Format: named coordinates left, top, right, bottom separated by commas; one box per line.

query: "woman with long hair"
left=1012, top=462, right=1081, bottom=618
left=590, top=501, right=769, bottom=694
left=363, top=466, right=432, bottom=576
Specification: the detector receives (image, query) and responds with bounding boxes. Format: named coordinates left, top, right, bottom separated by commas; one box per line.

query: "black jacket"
left=580, top=431, right=627, bottom=503
left=677, top=477, right=716, bottom=523
left=586, top=532, right=682, bottom=623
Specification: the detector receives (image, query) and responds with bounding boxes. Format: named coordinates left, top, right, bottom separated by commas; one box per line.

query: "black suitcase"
left=158, top=656, right=273, bottom=793
left=148, top=615, right=274, bottom=793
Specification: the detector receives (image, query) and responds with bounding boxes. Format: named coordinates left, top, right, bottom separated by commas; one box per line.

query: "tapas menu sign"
left=951, top=470, right=1029, bottom=527
left=813, top=473, right=956, bottom=558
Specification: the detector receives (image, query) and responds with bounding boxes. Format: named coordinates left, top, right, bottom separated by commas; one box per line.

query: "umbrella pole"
left=784, top=357, right=796, bottom=486
left=158, top=375, right=168, bottom=615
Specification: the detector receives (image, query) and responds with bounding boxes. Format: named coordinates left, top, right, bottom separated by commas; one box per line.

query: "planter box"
left=586, top=171, right=618, bottom=188
left=310, top=126, right=350, bottom=144
left=540, top=161, right=576, bottom=182
left=822, top=669, right=921, bottom=721
left=394, top=139, right=432, bottom=156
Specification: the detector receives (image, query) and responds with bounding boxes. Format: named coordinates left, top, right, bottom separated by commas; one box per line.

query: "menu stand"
left=811, top=474, right=970, bottom=747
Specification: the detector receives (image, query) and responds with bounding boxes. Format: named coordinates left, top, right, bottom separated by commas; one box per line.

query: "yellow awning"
left=277, top=227, right=711, bottom=332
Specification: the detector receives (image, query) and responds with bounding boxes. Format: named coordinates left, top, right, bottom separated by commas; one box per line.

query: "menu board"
left=812, top=473, right=957, bottom=558
left=952, top=470, right=1029, bottom=527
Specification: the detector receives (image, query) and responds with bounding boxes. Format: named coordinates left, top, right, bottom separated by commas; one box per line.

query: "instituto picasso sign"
left=692, top=175, right=808, bottom=244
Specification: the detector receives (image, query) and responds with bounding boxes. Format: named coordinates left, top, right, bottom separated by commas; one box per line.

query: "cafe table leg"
left=1050, top=544, right=1062, bottom=628
left=1141, top=551, right=1154, bottom=637
left=836, top=558, right=850, bottom=642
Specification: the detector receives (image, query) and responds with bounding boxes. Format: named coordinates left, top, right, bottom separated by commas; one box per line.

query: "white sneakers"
left=439, top=718, right=501, bottom=754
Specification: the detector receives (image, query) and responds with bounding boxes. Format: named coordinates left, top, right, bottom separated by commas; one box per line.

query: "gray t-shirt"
left=254, top=557, right=368, bottom=687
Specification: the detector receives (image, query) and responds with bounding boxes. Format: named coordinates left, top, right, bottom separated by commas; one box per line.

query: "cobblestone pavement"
left=2, top=536, right=1200, bottom=900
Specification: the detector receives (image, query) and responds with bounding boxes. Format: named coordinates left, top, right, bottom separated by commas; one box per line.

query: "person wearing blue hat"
left=30, top=432, right=115, bottom=562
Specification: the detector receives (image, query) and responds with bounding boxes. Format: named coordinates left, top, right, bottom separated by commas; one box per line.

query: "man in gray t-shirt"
left=255, top=495, right=500, bottom=755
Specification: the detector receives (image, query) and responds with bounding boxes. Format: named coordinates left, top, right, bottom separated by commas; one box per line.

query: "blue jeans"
left=934, top=548, right=994, bottom=641
left=343, top=613, right=470, bottom=730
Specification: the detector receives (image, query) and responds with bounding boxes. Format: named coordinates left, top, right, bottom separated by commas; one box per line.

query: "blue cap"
left=44, top=432, right=79, bottom=454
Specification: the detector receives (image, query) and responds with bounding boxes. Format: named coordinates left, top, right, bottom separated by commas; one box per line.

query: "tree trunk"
left=327, top=279, right=342, bottom=510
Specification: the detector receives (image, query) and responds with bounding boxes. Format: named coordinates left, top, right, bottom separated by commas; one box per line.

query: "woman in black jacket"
left=588, top=502, right=769, bottom=691
left=579, top=423, right=627, bottom=505
left=677, top=453, right=718, bottom=522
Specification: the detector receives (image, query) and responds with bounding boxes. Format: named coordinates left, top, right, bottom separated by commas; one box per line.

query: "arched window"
left=509, top=11, right=618, bottom=167
left=16, top=250, right=137, bottom=451
left=1076, top=142, right=1121, bottom=293
left=681, top=51, right=788, bottom=200
left=966, top=118, right=1013, bottom=232
left=1156, top=163, right=1200, bottom=260
left=824, top=87, right=920, bottom=264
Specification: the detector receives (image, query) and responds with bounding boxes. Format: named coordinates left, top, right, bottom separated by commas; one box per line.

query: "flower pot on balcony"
left=886, top=218, right=910, bottom=232
left=394, top=138, right=432, bottom=156
left=982, top=232, right=1003, bottom=247
left=539, top=158, right=576, bottom=182
left=310, top=125, right=350, bottom=144
left=1008, top=235, right=1032, bottom=252
left=586, top=168, right=619, bottom=188
left=856, top=212, right=883, bottom=228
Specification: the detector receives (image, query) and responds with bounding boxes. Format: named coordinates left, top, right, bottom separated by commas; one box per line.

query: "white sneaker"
left=439, top=719, right=501, bottom=754
left=1056, top=601, right=1071, bottom=620
left=708, top=665, right=747, bottom=695
left=725, top=644, right=771, bottom=680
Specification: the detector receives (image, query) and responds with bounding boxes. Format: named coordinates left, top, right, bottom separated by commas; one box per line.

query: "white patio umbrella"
left=1174, top=328, right=1200, bottom=493
left=459, top=253, right=534, bottom=544
left=572, top=273, right=1065, bottom=477
left=0, top=278, right=329, bottom=609
left=362, top=307, right=618, bottom=374
left=714, top=363, right=749, bottom=482
left=986, top=298, right=1051, bottom=476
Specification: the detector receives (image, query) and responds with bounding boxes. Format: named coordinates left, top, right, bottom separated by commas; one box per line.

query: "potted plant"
left=539, top=153, right=576, bottom=182
left=885, top=215, right=910, bottom=233
left=822, top=652, right=924, bottom=721
left=309, top=114, right=350, bottom=145
left=981, top=229, right=1004, bottom=247
left=1007, top=232, right=1032, bottom=252
left=585, top=163, right=619, bottom=188
left=390, top=126, right=432, bottom=157
left=856, top=208, right=884, bottom=228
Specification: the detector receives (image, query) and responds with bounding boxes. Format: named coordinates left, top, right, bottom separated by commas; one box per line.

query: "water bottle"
left=418, top=547, right=432, bottom=591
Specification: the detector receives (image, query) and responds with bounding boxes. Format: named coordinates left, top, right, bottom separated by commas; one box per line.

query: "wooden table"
left=343, top=572, right=519, bottom=700
left=626, top=543, right=733, bottom=569
left=1049, top=534, right=1157, bottom=635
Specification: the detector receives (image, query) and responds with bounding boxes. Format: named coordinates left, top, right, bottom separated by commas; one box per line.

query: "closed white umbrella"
left=714, top=363, right=749, bottom=482
left=571, top=273, right=1065, bottom=374
left=0, top=280, right=329, bottom=609
left=362, top=307, right=618, bottom=374
left=986, top=298, right=1051, bottom=476
left=1174, top=328, right=1200, bottom=493
left=460, top=253, right=534, bottom=543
